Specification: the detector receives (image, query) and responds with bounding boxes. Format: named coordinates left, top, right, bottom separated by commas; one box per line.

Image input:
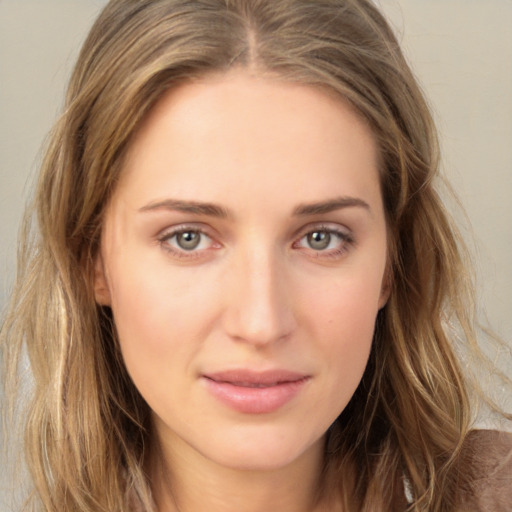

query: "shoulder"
left=457, top=429, right=512, bottom=512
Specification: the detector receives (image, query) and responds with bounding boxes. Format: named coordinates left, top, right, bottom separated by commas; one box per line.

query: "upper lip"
left=202, top=369, right=309, bottom=386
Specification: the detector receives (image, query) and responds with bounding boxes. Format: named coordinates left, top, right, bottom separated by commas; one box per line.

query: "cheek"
left=109, top=244, right=209, bottom=336
left=106, top=257, right=209, bottom=392
left=303, top=269, right=383, bottom=397
left=325, top=299, right=376, bottom=380
left=306, top=267, right=383, bottom=341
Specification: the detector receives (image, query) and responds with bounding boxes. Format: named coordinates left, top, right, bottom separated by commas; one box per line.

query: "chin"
left=198, top=425, right=325, bottom=472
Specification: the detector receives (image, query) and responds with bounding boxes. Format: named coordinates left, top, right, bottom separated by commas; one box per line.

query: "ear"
left=378, top=263, right=392, bottom=310
left=94, top=253, right=112, bottom=306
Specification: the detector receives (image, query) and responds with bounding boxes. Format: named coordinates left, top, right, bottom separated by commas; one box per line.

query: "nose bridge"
left=223, top=239, right=295, bottom=345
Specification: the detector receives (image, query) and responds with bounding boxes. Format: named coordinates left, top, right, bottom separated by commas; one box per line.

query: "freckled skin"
left=95, top=71, right=389, bottom=511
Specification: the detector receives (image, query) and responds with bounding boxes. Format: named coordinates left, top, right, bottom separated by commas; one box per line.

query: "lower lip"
left=202, top=377, right=309, bottom=414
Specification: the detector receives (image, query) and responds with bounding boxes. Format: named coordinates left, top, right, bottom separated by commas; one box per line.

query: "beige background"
left=1, top=0, right=511, bottom=506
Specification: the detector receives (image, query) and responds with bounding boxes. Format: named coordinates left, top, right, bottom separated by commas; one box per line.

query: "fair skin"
left=95, top=70, right=389, bottom=512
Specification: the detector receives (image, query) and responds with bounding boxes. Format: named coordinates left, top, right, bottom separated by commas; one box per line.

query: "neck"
left=148, top=434, right=331, bottom=512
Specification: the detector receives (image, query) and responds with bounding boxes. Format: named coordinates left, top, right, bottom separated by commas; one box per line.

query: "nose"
left=222, top=247, right=297, bottom=347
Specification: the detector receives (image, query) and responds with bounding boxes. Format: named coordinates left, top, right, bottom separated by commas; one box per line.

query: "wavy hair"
left=1, top=0, right=510, bottom=511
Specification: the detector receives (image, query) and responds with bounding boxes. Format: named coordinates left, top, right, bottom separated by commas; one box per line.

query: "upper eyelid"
left=294, top=222, right=352, bottom=238
left=157, top=223, right=214, bottom=238
left=295, top=228, right=352, bottom=246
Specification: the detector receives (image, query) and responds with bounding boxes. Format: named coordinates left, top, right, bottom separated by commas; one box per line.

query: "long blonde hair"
left=1, top=1, right=510, bottom=511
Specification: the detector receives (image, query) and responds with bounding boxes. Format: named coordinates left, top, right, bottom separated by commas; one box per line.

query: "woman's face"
left=95, top=71, right=389, bottom=472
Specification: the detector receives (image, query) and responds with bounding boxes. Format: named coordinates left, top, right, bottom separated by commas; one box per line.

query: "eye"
left=294, top=226, right=353, bottom=257
left=158, top=227, right=218, bottom=256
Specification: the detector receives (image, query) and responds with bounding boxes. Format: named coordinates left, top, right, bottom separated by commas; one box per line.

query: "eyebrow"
left=138, top=195, right=370, bottom=218
left=292, top=196, right=371, bottom=216
left=139, top=199, right=229, bottom=218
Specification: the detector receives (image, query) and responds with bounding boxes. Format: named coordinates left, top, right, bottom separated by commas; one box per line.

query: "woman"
left=1, top=1, right=510, bottom=511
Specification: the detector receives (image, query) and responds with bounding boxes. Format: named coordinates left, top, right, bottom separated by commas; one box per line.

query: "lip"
left=202, top=369, right=310, bottom=414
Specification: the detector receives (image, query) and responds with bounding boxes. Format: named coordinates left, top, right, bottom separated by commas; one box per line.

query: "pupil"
left=308, top=231, right=330, bottom=250
left=177, top=231, right=200, bottom=250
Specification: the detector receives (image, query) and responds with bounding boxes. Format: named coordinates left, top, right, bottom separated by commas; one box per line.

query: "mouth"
left=212, top=381, right=300, bottom=388
left=201, top=369, right=310, bottom=414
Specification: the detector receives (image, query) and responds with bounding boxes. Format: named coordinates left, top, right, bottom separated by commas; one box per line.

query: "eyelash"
left=157, top=224, right=354, bottom=261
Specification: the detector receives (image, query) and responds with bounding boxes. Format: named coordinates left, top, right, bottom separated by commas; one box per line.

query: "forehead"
left=115, top=70, right=381, bottom=213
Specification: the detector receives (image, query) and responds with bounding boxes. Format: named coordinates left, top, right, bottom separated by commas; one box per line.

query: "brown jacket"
left=456, top=429, right=512, bottom=511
